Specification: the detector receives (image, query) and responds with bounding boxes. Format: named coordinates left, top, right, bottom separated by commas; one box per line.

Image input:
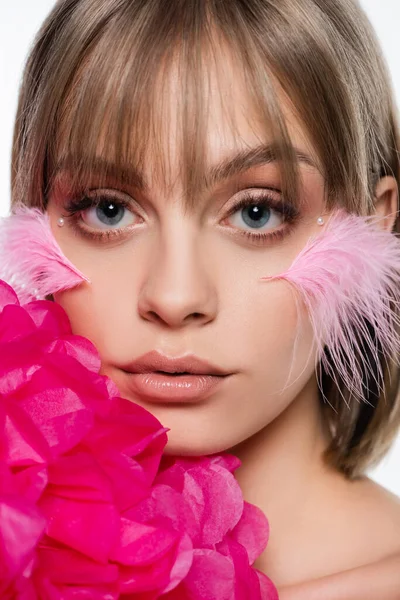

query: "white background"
left=1, top=1, right=399, bottom=495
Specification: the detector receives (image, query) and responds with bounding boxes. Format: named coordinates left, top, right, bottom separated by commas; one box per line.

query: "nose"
left=137, top=225, right=218, bottom=329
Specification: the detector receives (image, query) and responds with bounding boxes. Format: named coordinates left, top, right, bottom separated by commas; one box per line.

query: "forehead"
left=163, top=49, right=317, bottom=174
left=53, top=36, right=320, bottom=201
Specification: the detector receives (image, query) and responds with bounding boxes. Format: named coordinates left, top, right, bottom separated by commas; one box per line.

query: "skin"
left=46, top=46, right=400, bottom=590
left=278, top=553, right=400, bottom=599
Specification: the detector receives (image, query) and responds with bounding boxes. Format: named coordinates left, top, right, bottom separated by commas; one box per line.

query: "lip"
left=123, top=372, right=227, bottom=403
left=122, top=350, right=231, bottom=376
left=120, top=350, right=232, bottom=403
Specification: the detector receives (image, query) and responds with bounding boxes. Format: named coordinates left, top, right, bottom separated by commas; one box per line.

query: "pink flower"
left=0, top=280, right=278, bottom=599
left=154, top=456, right=278, bottom=599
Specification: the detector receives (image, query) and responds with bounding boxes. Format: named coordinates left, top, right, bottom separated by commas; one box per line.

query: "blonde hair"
left=11, top=0, right=400, bottom=477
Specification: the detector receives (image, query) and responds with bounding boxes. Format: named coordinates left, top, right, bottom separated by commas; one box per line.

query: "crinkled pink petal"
left=204, top=454, right=242, bottom=473
left=37, top=542, right=119, bottom=584
left=155, top=458, right=274, bottom=598
left=0, top=494, right=45, bottom=582
left=38, top=454, right=119, bottom=562
left=118, top=536, right=186, bottom=596
left=105, top=377, right=120, bottom=398
left=257, top=572, right=280, bottom=600
left=111, top=519, right=179, bottom=566
left=0, top=575, right=38, bottom=600
left=118, top=487, right=195, bottom=594
left=56, top=586, right=119, bottom=600
left=41, top=354, right=114, bottom=418
left=158, top=533, right=193, bottom=595
left=157, top=462, right=243, bottom=546
left=0, top=341, right=44, bottom=396
left=45, top=452, right=114, bottom=502
left=45, top=336, right=101, bottom=373
left=130, top=433, right=170, bottom=490
left=0, top=305, right=37, bottom=343
left=13, top=465, right=48, bottom=503
left=121, top=591, right=159, bottom=600
left=0, top=322, right=65, bottom=395
left=230, top=501, right=270, bottom=564
left=29, top=576, right=63, bottom=600
left=0, top=280, right=19, bottom=309
left=161, top=454, right=241, bottom=475
left=0, top=463, right=14, bottom=493
left=3, top=402, right=51, bottom=467
left=164, top=549, right=235, bottom=600
left=39, top=492, right=119, bottom=563
left=15, top=369, right=94, bottom=457
left=34, top=574, right=119, bottom=600
left=96, top=452, right=158, bottom=512
left=155, top=460, right=187, bottom=492
left=126, top=485, right=198, bottom=542
left=217, top=538, right=268, bottom=599
left=85, top=397, right=167, bottom=459
left=24, top=300, right=72, bottom=337
left=189, top=464, right=243, bottom=545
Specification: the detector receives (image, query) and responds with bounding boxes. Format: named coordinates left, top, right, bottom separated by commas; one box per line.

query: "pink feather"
left=262, top=209, right=400, bottom=402
left=0, top=204, right=89, bottom=304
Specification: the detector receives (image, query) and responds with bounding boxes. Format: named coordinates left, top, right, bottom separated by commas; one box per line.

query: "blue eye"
left=65, top=193, right=140, bottom=231
left=240, top=204, right=272, bottom=229
left=94, top=200, right=126, bottom=226
left=228, top=199, right=284, bottom=232
left=84, top=199, right=137, bottom=229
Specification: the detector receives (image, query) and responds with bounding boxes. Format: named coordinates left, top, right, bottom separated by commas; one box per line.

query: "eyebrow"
left=53, top=143, right=319, bottom=193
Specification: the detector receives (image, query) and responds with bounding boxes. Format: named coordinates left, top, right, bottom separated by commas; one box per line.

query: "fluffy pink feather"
left=0, top=204, right=88, bottom=303
left=263, top=209, right=400, bottom=402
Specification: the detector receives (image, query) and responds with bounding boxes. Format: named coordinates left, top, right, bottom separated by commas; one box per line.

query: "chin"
left=159, top=425, right=242, bottom=457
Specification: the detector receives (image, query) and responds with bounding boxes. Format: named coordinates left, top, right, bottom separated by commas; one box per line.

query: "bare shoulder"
left=278, top=479, right=400, bottom=599
left=346, top=476, right=400, bottom=559
left=296, top=473, right=400, bottom=579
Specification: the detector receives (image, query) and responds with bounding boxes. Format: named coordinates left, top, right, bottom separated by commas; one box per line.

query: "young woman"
left=8, top=0, right=400, bottom=596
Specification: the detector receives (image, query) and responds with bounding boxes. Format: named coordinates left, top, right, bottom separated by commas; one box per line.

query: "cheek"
left=53, top=268, right=135, bottom=363
left=230, top=277, right=316, bottom=395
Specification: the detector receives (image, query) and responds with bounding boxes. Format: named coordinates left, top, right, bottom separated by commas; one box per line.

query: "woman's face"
left=47, top=58, right=328, bottom=456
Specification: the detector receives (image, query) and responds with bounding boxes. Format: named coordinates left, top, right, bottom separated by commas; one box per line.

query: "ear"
left=374, top=175, right=399, bottom=232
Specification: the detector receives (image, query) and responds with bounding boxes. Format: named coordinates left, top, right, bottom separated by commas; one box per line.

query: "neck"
left=232, top=376, right=334, bottom=582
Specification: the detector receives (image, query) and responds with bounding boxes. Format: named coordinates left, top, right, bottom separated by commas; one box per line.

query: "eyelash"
left=61, top=188, right=300, bottom=245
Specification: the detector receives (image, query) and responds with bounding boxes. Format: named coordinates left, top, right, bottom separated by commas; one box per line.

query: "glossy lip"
left=120, top=350, right=232, bottom=404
